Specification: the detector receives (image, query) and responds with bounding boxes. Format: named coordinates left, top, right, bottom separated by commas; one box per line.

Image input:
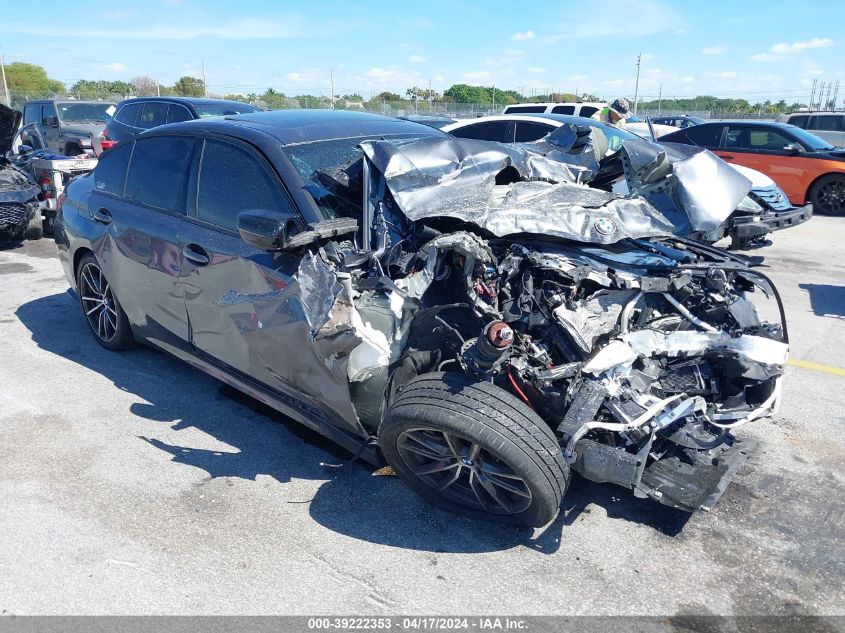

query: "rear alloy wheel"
left=380, top=372, right=569, bottom=527
left=76, top=253, right=134, bottom=350
left=811, top=174, right=845, bottom=216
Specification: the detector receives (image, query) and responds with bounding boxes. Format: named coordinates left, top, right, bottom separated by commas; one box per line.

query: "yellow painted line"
left=787, top=358, right=845, bottom=377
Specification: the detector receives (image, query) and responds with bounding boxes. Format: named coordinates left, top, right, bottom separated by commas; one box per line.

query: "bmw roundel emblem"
left=594, top=218, right=617, bottom=235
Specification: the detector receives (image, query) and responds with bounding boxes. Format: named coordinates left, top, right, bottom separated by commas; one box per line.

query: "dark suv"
left=105, top=97, right=259, bottom=143
left=21, top=99, right=114, bottom=156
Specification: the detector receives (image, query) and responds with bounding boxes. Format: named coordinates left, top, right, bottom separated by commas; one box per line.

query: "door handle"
left=92, top=207, right=112, bottom=224
left=183, top=244, right=210, bottom=266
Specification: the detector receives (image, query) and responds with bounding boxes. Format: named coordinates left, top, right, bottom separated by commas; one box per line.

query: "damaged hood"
left=359, top=134, right=752, bottom=245
left=360, top=136, right=677, bottom=244
left=0, top=104, right=21, bottom=156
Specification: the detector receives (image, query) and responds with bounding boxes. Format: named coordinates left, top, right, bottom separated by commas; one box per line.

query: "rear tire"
left=811, top=174, right=845, bottom=216
left=75, top=253, right=134, bottom=350
left=380, top=372, right=569, bottom=527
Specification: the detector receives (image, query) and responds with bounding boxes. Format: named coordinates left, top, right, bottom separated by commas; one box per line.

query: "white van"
left=501, top=102, right=678, bottom=138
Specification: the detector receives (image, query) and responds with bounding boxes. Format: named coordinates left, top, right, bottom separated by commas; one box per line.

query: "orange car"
left=661, top=121, right=845, bottom=215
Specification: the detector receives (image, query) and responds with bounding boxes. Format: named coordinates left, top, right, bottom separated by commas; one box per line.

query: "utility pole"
left=155, top=80, right=160, bottom=97
left=201, top=61, right=208, bottom=97
left=833, top=81, right=840, bottom=112
left=492, top=84, right=495, bottom=112
left=0, top=55, right=9, bottom=107
left=330, top=68, right=334, bottom=109
left=429, top=78, right=433, bottom=113
left=810, top=78, right=817, bottom=110
left=633, top=52, right=642, bottom=115
left=657, top=82, right=663, bottom=116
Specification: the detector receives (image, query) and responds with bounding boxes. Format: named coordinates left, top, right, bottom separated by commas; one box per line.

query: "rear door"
left=89, top=135, right=197, bottom=349
left=806, top=114, right=845, bottom=147
left=448, top=120, right=512, bottom=142
left=179, top=135, right=363, bottom=433
left=40, top=103, right=60, bottom=151
left=715, top=124, right=813, bottom=203
left=513, top=121, right=557, bottom=142
left=110, top=102, right=144, bottom=142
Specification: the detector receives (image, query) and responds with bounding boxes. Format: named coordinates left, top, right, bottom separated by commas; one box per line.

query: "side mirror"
left=236, top=209, right=299, bottom=251
left=17, top=144, right=34, bottom=155
left=783, top=143, right=803, bottom=154
left=42, top=116, right=59, bottom=127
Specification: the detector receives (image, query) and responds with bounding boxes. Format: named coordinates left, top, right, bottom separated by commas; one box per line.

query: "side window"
left=514, top=122, right=556, bottom=142
left=449, top=121, right=510, bottom=142
left=814, top=116, right=843, bottom=132
left=166, top=104, right=192, bottom=124
left=504, top=105, right=546, bottom=113
left=552, top=105, right=575, bottom=114
left=578, top=106, right=599, bottom=118
left=138, top=102, right=168, bottom=129
left=125, top=136, right=195, bottom=213
left=196, top=140, right=291, bottom=231
left=116, top=103, right=143, bottom=126
left=41, top=103, right=57, bottom=125
left=685, top=125, right=723, bottom=147
left=788, top=115, right=809, bottom=129
left=23, top=105, right=39, bottom=125
left=93, top=143, right=132, bottom=195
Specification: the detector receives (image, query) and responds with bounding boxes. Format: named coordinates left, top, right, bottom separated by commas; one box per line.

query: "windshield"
left=57, top=102, right=113, bottom=123
left=194, top=103, right=259, bottom=118
left=283, top=133, right=436, bottom=218
left=787, top=125, right=836, bottom=151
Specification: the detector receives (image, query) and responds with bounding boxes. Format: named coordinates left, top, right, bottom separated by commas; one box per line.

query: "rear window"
left=125, top=136, right=195, bottom=213
left=504, top=105, right=546, bottom=114
left=166, top=104, right=192, bottom=124
left=552, top=105, right=575, bottom=115
left=23, top=104, right=39, bottom=125
left=578, top=106, right=599, bottom=118
left=138, top=102, right=168, bottom=129
left=788, top=115, right=810, bottom=129
left=514, top=121, right=555, bottom=142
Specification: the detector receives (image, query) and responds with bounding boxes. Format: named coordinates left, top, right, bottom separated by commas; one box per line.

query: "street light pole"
left=633, top=52, right=642, bottom=115
left=0, top=55, right=9, bottom=107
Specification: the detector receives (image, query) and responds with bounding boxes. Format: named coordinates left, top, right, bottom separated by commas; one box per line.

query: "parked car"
left=661, top=121, right=845, bottom=215
left=56, top=109, right=789, bottom=527
left=500, top=102, right=678, bottom=138
left=105, top=97, right=260, bottom=143
left=651, top=115, right=706, bottom=129
left=1, top=105, right=43, bottom=244
left=21, top=99, right=114, bottom=157
left=443, top=113, right=811, bottom=247
left=777, top=111, right=845, bottom=148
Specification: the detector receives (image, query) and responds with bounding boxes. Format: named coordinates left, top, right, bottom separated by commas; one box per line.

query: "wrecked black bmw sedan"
left=1, top=104, right=42, bottom=246
left=56, top=110, right=789, bottom=527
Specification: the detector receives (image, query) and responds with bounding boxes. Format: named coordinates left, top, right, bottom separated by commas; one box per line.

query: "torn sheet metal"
left=360, top=137, right=677, bottom=244
left=583, top=329, right=789, bottom=375
left=620, top=139, right=752, bottom=233
left=553, top=289, right=635, bottom=353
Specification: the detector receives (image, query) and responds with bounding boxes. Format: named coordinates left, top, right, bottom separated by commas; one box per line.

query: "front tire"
left=811, top=174, right=845, bottom=216
left=75, top=253, right=134, bottom=350
left=380, top=372, right=569, bottom=527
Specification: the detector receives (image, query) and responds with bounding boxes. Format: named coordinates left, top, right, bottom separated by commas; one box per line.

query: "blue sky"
left=0, top=0, right=841, bottom=102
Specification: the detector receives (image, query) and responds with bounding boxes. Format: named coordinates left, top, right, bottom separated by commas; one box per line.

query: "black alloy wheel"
left=811, top=174, right=845, bottom=215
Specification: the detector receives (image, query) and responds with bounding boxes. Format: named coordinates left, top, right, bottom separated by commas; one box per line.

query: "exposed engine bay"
left=292, top=134, right=789, bottom=513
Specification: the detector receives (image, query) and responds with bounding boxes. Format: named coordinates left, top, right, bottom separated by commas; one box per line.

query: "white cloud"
left=102, top=62, right=127, bottom=72
left=464, top=70, right=492, bottom=81
left=365, top=67, right=397, bottom=80
left=407, top=55, right=427, bottom=63
left=771, top=37, right=834, bottom=54
left=527, top=67, right=545, bottom=74
left=701, top=45, right=726, bottom=55
left=511, top=30, right=534, bottom=41
left=751, top=53, right=783, bottom=63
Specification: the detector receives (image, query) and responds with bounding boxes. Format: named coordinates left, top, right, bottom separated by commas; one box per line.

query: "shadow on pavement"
left=16, top=291, right=689, bottom=554
left=798, top=283, right=845, bottom=319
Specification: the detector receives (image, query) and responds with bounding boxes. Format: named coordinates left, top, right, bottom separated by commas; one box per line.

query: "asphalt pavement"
left=0, top=217, right=843, bottom=616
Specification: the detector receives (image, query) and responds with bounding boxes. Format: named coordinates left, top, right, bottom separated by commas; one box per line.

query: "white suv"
left=501, top=102, right=678, bottom=138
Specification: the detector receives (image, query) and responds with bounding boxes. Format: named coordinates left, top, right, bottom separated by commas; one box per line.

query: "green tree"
left=172, top=76, right=205, bottom=97
left=5, top=62, right=65, bottom=95
left=70, top=80, right=132, bottom=99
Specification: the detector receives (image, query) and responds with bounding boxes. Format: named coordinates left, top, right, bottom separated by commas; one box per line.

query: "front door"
left=179, top=136, right=363, bottom=434
left=40, top=103, right=60, bottom=152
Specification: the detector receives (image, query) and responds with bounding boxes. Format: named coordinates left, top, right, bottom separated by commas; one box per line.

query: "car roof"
left=147, top=109, right=447, bottom=145
left=691, top=120, right=800, bottom=129
left=23, top=99, right=111, bottom=105
left=116, top=96, right=254, bottom=107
